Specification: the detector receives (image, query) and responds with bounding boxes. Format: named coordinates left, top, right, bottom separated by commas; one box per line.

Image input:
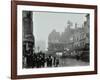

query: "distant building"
left=48, top=15, right=90, bottom=56
left=48, top=21, right=74, bottom=54
left=84, top=14, right=90, bottom=44
left=48, top=29, right=60, bottom=43
left=72, top=23, right=86, bottom=50
left=60, top=21, right=73, bottom=43
left=35, top=40, right=46, bottom=52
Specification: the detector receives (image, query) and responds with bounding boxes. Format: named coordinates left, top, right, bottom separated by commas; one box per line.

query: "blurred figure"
left=26, top=49, right=33, bottom=68
left=53, top=57, right=56, bottom=67
left=55, top=58, right=59, bottom=67
left=40, top=52, right=45, bottom=67
left=32, top=53, right=37, bottom=68
left=36, top=54, right=40, bottom=68
left=46, top=56, right=53, bottom=67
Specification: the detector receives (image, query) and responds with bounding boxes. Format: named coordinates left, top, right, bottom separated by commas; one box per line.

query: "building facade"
left=22, top=11, right=35, bottom=68
left=48, top=15, right=90, bottom=59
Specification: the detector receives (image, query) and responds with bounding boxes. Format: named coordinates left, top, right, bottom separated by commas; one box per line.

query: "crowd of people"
left=23, top=51, right=59, bottom=68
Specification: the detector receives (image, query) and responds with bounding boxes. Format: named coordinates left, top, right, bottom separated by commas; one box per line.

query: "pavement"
left=58, top=57, right=89, bottom=67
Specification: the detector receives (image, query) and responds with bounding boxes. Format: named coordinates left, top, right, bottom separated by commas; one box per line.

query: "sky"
left=32, top=11, right=87, bottom=50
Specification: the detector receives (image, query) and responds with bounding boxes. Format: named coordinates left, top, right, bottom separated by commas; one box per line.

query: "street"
left=58, top=57, right=89, bottom=67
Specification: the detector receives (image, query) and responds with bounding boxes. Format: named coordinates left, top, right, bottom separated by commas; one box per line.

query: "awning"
left=23, top=34, right=34, bottom=42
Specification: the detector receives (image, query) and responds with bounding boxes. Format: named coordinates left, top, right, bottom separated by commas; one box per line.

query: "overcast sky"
left=33, top=11, right=87, bottom=50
